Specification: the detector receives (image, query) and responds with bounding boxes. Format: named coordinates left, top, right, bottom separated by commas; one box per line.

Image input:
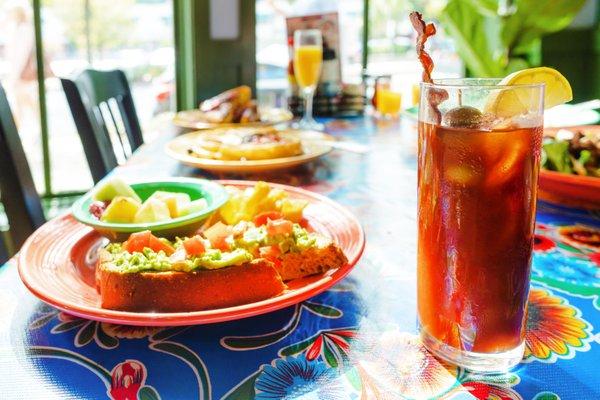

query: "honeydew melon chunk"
left=178, top=198, right=208, bottom=217
left=146, top=191, right=191, bottom=218
left=100, top=196, right=141, bottom=223
left=133, top=198, right=171, bottom=223
left=92, top=177, right=141, bottom=202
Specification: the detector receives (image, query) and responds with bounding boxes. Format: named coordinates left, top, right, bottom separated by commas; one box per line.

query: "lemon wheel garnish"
left=484, top=67, right=573, bottom=118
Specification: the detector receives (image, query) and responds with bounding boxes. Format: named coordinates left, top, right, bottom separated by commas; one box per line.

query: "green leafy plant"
left=440, top=0, right=586, bottom=77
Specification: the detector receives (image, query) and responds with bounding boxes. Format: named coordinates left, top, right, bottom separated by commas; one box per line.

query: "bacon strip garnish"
left=410, top=12, right=436, bottom=83
left=409, top=11, right=448, bottom=123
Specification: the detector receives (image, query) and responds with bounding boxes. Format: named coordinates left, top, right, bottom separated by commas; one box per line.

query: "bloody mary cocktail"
left=410, top=10, right=572, bottom=372
left=418, top=101, right=544, bottom=370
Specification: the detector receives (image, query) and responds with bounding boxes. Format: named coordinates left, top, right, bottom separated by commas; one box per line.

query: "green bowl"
left=72, top=177, right=229, bottom=241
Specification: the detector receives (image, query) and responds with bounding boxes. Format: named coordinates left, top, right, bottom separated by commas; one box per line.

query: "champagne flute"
left=293, top=29, right=323, bottom=130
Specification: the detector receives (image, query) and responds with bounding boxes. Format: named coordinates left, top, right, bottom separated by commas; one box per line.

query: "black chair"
left=0, top=233, right=8, bottom=264
left=61, top=69, right=144, bottom=183
left=0, top=84, right=46, bottom=257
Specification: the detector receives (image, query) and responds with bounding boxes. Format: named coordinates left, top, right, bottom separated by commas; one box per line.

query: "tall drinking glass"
left=417, top=79, right=545, bottom=372
left=293, top=29, right=323, bottom=130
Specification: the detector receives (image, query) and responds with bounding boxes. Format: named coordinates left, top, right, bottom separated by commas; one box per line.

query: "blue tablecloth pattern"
left=1, top=117, right=599, bottom=399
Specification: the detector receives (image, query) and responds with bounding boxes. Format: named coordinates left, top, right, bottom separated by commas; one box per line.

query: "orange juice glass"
left=293, top=29, right=323, bottom=130
left=376, top=89, right=402, bottom=116
left=294, top=45, right=323, bottom=88
left=412, top=84, right=420, bottom=107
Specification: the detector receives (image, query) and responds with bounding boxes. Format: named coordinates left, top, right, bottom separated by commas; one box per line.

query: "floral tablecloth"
left=1, top=117, right=599, bottom=399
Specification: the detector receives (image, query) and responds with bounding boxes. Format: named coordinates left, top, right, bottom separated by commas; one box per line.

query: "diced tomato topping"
left=266, top=219, right=293, bottom=236
left=259, top=245, right=282, bottom=268
left=123, top=230, right=174, bottom=255
left=149, top=235, right=175, bottom=255
left=203, top=221, right=232, bottom=250
left=183, top=236, right=206, bottom=256
left=253, top=211, right=284, bottom=226
left=259, top=245, right=281, bottom=258
left=123, top=231, right=152, bottom=253
left=298, top=217, right=311, bottom=230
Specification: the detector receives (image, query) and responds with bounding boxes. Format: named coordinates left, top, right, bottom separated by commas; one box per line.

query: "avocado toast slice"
left=96, top=218, right=348, bottom=312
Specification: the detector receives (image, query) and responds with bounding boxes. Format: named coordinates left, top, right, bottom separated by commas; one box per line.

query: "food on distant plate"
left=186, top=127, right=303, bottom=161
left=88, top=178, right=207, bottom=223
left=198, top=86, right=260, bottom=124
left=543, top=128, right=600, bottom=177
left=96, top=210, right=347, bottom=311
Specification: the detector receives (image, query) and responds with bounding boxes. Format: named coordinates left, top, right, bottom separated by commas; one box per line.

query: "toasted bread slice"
left=276, top=241, right=348, bottom=281
left=96, top=249, right=285, bottom=312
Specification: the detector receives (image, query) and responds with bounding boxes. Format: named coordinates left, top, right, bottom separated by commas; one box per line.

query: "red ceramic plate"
left=18, top=181, right=365, bottom=326
left=539, top=126, right=600, bottom=208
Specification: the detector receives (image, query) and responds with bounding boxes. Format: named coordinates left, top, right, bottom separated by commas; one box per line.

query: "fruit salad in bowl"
left=72, top=177, right=228, bottom=241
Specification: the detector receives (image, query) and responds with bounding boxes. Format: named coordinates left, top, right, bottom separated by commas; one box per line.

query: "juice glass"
left=417, top=79, right=544, bottom=372
left=375, top=77, right=401, bottom=117
left=293, top=29, right=323, bottom=130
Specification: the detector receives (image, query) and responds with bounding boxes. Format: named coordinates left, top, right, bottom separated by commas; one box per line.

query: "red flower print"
left=589, top=252, right=600, bottom=267
left=306, top=335, right=324, bottom=361
left=462, top=382, right=521, bottom=400
left=279, top=328, right=356, bottom=367
left=533, top=235, right=555, bottom=252
left=110, top=360, right=146, bottom=400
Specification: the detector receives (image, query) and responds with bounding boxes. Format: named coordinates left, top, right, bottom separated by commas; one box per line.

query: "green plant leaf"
left=557, top=242, right=584, bottom=254
left=221, top=305, right=302, bottom=350
left=322, top=338, right=339, bottom=368
left=279, top=334, right=317, bottom=357
left=150, top=341, right=210, bottom=399
left=29, top=311, right=58, bottom=330
left=50, top=319, right=85, bottom=333
left=150, top=326, right=189, bottom=342
left=302, top=301, right=342, bottom=318
left=138, top=386, right=161, bottom=400
left=96, top=324, right=119, bottom=349
left=465, top=0, right=499, bottom=15
left=221, top=371, right=261, bottom=400
left=27, top=346, right=112, bottom=382
left=440, top=0, right=505, bottom=77
left=442, top=0, right=586, bottom=77
left=533, top=391, right=561, bottom=400
left=75, top=321, right=96, bottom=347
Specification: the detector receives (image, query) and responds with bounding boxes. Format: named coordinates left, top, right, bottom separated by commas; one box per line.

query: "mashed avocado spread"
left=106, top=244, right=252, bottom=273
left=236, top=224, right=317, bottom=253
left=105, top=223, right=319, bottom=274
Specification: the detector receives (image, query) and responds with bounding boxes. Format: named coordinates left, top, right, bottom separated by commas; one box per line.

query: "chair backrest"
left=0, top=232, right=9, bottom=265
left=0, top=84, right=46, bottom=251
left=61, top=69, right=144, bottom=183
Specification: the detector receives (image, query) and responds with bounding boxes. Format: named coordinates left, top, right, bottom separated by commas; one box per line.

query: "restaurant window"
left=256, top=0, right=462, bottom=110
left=0, top=0, right=175, bottom=202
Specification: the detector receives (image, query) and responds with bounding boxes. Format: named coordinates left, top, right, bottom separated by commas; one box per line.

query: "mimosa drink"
left=293, top=29, right=323, bottom=130
left=294, top=45, right=322, bottom=89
